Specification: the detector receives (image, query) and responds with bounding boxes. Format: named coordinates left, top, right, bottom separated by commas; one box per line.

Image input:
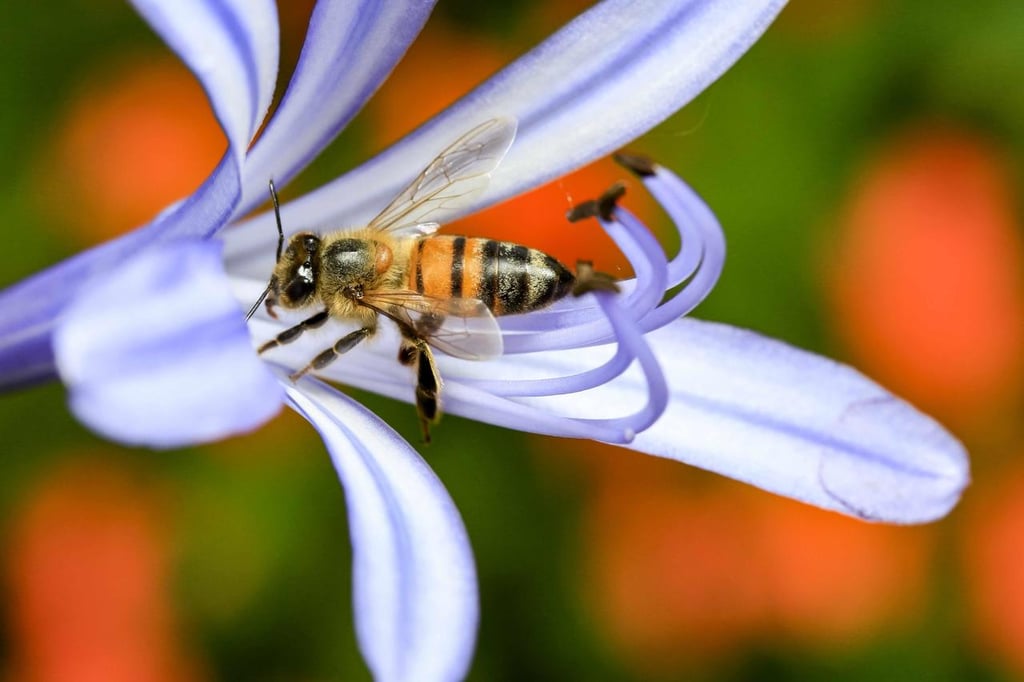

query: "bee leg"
left=413, top=342, right=441, bottom=444
left=257, top=310, right=330, bottom=354
left=397, top=340, right=418, bottom=366
left=289, top=326, right=374, bottom=381
left=572, top=260, right=620, bottom=296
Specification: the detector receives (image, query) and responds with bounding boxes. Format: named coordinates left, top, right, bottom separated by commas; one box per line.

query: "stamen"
left=321, top=357, right=640, bottom=443
left=462, top=208, right=669, bottom=397
left=447, top=287, right=668, bottom=441
left=612, top=152, right=656, bottom=177
left=497, top=165, right=719, bottom=347
left=584, top=288, right=668, bottom=435
left=565, top=182, right=627, bottom=222
left=452, top=189, right=674, bottom=438
left=631, top=164, right=725, bottom=330
left=499, top=205, right=672, bottom=349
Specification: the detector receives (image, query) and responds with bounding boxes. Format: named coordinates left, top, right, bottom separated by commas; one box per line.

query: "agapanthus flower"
left=0, top=1, right=968, bottom=680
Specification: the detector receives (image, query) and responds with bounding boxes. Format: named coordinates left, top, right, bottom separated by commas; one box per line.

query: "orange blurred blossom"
left=963, top=464, right=1024, bottom=676
left=828, top=127, right=1024, bottom=426
left=40, top=57, right=225, bottom=245
left=5, top=457, right=203, bottom=682
left=579, top=446, right=932, bottom=669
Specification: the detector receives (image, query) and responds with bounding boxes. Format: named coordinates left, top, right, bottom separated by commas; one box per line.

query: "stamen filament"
left=632, top=165, right=725, bottom=330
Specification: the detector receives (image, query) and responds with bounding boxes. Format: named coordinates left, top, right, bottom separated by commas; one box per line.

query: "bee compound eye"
left=285, top=278, right=312, bottom=303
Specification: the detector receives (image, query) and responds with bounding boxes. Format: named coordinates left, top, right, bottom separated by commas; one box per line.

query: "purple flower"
left=0, top=1, right=968, bottom=679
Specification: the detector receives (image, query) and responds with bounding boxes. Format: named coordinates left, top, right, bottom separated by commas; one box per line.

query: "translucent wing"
left=362, top=289, right=504, bottom=361
left=367, top=117, right=517, bottom=236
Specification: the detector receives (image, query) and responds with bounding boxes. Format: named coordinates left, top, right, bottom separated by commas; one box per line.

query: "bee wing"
left=362, top=290, right=504, bottom=361
left=367, top=117, right=517, bottom=236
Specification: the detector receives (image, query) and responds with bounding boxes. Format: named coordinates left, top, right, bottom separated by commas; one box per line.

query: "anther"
left=566, top=182, right=627, bottom=223
left=613, top=152, right=657, bottom=177
left=572, top=260, right=620, bottom=296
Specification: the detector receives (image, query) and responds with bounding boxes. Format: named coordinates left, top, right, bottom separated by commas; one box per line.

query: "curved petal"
left=125, top=0, right=281, bottom=241
left=238, top=0, right=437, bottom=216
left=0, top=156, right=242, bottom=389
left=0, top=0, right=280, bottom=388
left=285, top=378, right=477, bottom=682
left=488, top=318, right=968, bottom=524
left=223, top=0, right=786, bottom=260
left=129, top=0, right=279, bottom=157
left=53, top=240, right=283, bottom=448
left=127, top=0, right=281, bottom=237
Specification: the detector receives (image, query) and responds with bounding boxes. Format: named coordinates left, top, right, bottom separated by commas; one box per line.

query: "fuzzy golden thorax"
left=266, top=227, right=412, bottom=327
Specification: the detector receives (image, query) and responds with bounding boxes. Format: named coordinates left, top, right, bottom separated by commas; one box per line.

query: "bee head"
left=267, top=232, right=321, bottom=314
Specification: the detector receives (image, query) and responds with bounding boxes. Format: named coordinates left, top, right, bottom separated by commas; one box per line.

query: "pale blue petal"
left=129, top=0, right=279, bottom=157
left=238, top=0, right=437, bottom=216
left=450, top=318, right=968, bottom=524
left=225, top=0, right=787, bottom=259
left=0, top=157, right=241, bottom=389
left=53, top=241, right=282, bottom=448
left=251, top=294, right=965, bottom=522
left=629, top=320, right=969, bottom=523
left=0, top=0, right=281, bottom=388
left=125, top=0, right=281, bottom=239
left=285, top=378, right=477, bottom=682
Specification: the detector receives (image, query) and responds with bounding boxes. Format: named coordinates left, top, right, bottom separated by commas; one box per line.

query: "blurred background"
left=1, top=1, right=1022, bottom=680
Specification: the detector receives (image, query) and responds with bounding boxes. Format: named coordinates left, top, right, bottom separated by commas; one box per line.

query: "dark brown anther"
left=566, top=182, right=627, bottom=223
left=613, top=152, right=657, bottom=177
left=572, top=259, right=620, bottom=297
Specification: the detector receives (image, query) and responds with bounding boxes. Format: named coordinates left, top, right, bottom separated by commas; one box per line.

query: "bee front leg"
left=413, top=341, right=442, bottom=444
left=290, top=326, right=374, bottom=381
left=257, top=310, right=330, bottom=354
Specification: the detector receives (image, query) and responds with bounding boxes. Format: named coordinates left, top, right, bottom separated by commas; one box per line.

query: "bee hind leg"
left=413, top=342, right=441, bottom=444
left=290, top=326, right=374, bottom=381
left=258, top=310, right=330, bottom=354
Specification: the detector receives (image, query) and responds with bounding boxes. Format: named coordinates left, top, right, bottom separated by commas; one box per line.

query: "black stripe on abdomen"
left=479, top=239, right=500, bottom=311
left=498, top=243, right=532, bottom=314
left=414, top=239, right=426, bottom=293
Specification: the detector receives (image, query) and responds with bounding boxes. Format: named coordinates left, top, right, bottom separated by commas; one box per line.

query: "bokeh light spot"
left=5, top=456, right=203, bottom=682
left=38, top=56, right=225, bottom=245
left=827, top=127, right=1024, bottom=425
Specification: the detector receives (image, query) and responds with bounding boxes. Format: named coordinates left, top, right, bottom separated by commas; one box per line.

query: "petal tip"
left=819, top=395, right=970, bottom=524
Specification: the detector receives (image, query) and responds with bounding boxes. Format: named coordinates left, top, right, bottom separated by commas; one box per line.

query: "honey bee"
left=250, top=117, right=614, bottom=441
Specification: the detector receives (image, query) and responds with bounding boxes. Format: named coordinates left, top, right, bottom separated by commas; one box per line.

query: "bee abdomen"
left=410, top=236, right=575, bottom=315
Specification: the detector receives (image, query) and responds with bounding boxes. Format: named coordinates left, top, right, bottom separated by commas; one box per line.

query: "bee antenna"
left=245, top=180, right=286, bottom=322
left=245, top=285, right=271, bottom=322
left=269, top=178, right=285, bottom=262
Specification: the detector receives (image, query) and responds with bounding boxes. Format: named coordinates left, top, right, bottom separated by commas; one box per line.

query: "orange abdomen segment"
left=408, top=235, right=575, bottom=315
